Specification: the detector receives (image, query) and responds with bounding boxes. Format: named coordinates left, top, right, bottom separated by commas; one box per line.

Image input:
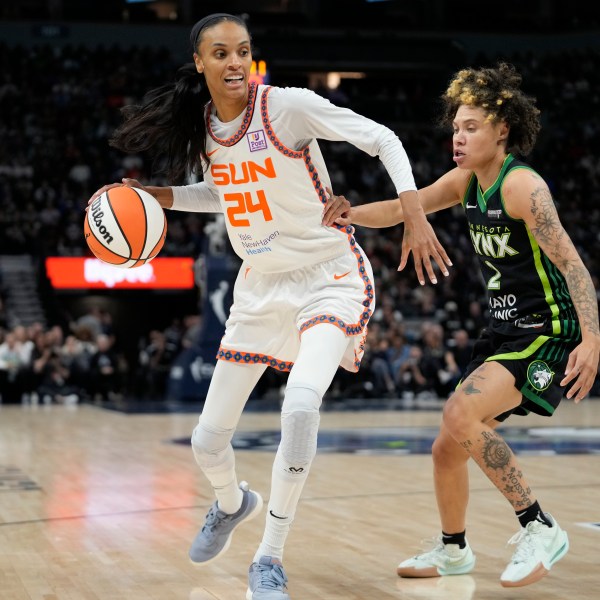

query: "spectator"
left=0, top=331, right=25, bottom=403
left=88, top=334, right=121, bottom=402
left=137, top=330, right=177, bottom=399
left=448, top=328, right=475, bottom=380
left=417, top=323, right=461, bottom=398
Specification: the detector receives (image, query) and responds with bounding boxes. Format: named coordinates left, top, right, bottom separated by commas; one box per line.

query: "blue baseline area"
left=170, top=426, right=600, bottom=455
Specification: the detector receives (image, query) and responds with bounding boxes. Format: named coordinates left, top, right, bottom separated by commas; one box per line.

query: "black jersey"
left=463, top=154, right=578, bottom=337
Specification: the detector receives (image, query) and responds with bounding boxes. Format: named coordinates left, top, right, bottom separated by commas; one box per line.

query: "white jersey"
left=171, top=83, right=416, bottom=273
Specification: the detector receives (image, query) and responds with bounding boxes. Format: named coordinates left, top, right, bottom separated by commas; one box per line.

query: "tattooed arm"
left=503, top=169, right=600, bottom=402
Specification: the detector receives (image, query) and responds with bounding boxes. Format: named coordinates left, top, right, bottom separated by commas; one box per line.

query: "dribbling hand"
left=87, top=178, right=147, bottom=207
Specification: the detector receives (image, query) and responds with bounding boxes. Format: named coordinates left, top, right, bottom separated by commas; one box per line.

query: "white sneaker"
left=500, top=513, right=569, bottom=587
left=397, top=537, right=476, bottom=577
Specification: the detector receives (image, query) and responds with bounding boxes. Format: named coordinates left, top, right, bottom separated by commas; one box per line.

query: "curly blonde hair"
left=440, top=62, right=541, bottom=156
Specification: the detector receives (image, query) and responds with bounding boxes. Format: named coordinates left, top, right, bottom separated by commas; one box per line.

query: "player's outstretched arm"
left=335, top=168, right=468, bottom=284
left=335, top=167, right=468, bottom=228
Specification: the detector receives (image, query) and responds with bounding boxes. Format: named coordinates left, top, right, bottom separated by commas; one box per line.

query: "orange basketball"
left=84, top=186, right=167, bottom=268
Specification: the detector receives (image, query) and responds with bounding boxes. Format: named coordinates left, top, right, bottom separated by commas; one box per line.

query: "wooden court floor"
left=1, top=398, right=599, bottom=599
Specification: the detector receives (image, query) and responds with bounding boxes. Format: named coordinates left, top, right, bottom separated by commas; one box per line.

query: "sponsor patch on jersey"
left=527, top=360, right=554, bottom=391
left=247, top=130, right=268, bottom=152
left=487, top=209, right=503, bottom=218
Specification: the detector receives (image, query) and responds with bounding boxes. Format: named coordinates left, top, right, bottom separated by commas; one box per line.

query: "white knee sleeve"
left=279, top=384, right=322, bottom=469
left=191, top=419, right=235, bottom=471
left=267, top=384, right=322, bottom=519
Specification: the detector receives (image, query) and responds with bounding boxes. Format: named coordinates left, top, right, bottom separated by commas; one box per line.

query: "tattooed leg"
left=463, top=429, right=533, bottom=509
left=443, top=362, right=535, bottom=510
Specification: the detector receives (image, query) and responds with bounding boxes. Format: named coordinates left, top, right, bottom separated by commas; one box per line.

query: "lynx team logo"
left=527, top=360, right=554, bottom=391
left=247, top=130, right=268, bottom=152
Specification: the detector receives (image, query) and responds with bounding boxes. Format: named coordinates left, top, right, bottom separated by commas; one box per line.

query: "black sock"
left=442, top=530, right=466, bottom=549
left=516, top=501, right=553, bottom=528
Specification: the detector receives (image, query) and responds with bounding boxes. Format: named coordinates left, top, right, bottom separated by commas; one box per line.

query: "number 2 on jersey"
left=224, top=189, right=273, bottom=227
left=484, top=260, right=502, bottom=290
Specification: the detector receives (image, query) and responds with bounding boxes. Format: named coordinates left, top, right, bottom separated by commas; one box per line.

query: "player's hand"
left=334, top=211, right=353, bottom=227
left=333, top=195, right=353, bottom=228
left=322, top=187, right=351, bottom=226
left=398, top=213, right=452, bottom=285
left=560, top=337, right=600, bottom=402
left=88, top=178, right=146, bottom=206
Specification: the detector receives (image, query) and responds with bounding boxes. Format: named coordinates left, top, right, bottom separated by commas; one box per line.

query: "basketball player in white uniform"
left=93, top=13, right=451, bottom=599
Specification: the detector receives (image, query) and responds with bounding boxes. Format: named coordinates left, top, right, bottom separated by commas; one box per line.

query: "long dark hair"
left=109, top=13, right=249, bottom=183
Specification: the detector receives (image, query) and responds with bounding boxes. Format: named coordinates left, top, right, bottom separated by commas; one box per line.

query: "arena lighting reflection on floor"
left=171, top=426, right=600, bottom=455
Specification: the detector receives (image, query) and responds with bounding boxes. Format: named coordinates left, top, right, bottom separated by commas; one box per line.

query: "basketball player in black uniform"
left=334, top=63, right=600, bottom=587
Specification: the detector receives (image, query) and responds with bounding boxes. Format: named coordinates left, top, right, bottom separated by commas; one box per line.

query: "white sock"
left=202, top=444, right=242, bottom=514
left=214, top=477, right=243, bottom=514
left=254, top=511, right=292, bottom=562
left=253, top=445, right=310, bottom=562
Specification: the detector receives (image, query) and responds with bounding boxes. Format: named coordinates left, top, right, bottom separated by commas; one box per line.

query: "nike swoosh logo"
left=465, top=203, right=478, bottom=209
left=244, top=267, right=252, bottom=279
left=269, top=510, right=287, bottom=520
left=207, top=148, right=219, bottom=157
left=334, top=270, right=351, bottom=280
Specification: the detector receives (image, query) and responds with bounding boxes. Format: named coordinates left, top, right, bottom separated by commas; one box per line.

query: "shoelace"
left=202, top=505, right=228, bottom=535
left=418, top=536, right=443, bottom=552
left=416, top=537, right=448, bottom=566
left=256, top=563, right=288, bottom=590
left=506, top=522, right=544, bottom=564
left=415, top=535, right=469, bottom=567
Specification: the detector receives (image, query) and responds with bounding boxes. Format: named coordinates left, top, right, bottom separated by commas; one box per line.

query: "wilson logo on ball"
left=84, top=186, right=167, bottom=269
left=89, top=197, right=115, bottom=244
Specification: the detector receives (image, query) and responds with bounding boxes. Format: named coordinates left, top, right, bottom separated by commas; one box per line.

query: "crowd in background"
left=0, top=41, right=599, bottom=404
left=0, top=308, right=203, bottom=404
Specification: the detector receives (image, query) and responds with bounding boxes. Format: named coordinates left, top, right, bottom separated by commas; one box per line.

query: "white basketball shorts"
left=217, top=242, right=375, bottom=373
